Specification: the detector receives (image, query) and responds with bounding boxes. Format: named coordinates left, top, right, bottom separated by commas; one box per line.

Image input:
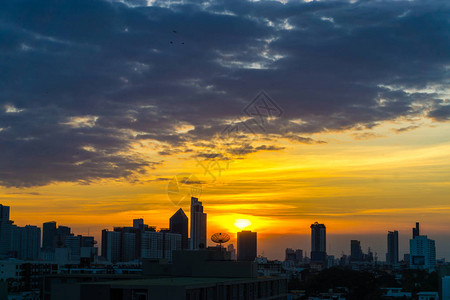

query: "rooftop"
left=84, top=276, right=283, bottom=287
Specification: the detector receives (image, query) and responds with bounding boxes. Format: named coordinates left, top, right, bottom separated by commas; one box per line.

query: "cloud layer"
left=0, top=0, right=449, bottom=187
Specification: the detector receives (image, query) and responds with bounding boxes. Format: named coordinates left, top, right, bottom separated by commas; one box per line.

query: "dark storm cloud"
left=0, top=0, right=449, bottom=187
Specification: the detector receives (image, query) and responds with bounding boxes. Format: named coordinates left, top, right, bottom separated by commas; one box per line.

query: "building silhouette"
left=190, top=197, right=207, bottom=250
left=285, top=248, right=303, bottom=265
left=43, top=222, right=72, bottom=251
left=170, top=208, right=189, bottom=249
left=101, top=229, right=121, bottom=263
left=11, top=225, right=41, bottom=260
left=350, top=240, right=363, bottom=262
left=227, top=243, right=236, bottom=260
left=0, top=205, right=41, bottom=260
left=310, top=222, right=326, bottom=262
left=44, top=249, right=287, bottom=300
left=387, top=230, right=399, bottom=265
left=141, top=231, right=181, bottom=261
left=56, top=225, right=71, bottom=248
left=410, top=235, right=436, bottom=271
left=0, top=205, right=11, bottom=256
left=133, top=218, right=144, bottom=229
left=42, top=221, right=57, bottom=250
left=102, top=219, right=181, bottom=263
left=237, top=230, right=257, bottom=261
left=413, top=222, right=420, bottom=239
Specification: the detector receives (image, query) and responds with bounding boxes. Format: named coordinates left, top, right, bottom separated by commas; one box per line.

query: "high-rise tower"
left=190, top=197, right=207, bottom=250
left=237, top=231, right=257, bottom=261
left=170, top=208, right=189, bottom=249
left=310, top=222, right=326, bottom=262
left=413, top=222, right=420, bottom=239
left=387, top=230, right=399, bottom=265
left=42, top=221, right=57, bottom=250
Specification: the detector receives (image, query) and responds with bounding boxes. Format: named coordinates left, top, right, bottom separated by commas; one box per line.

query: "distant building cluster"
left=0, top=201, right=446, bottom=299
left=0, top=205, right=41, bottom=261
left=41, top=220, right=97, bottom=264
left=281, top=221, right=436, bottom=273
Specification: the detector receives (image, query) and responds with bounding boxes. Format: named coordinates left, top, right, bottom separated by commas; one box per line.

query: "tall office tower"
left=163, top=232, right=182, bottom=261
left=42, top=221, right=57, bottom=250
left=121, top=232, right=136, bottom=262
left=310, top=222, right=326, bottom=262
left=133, top=218, right=144, bottom=229
left=10, top=225, right=41, bottom=260
left=190, top=197, right=207, bottom=250
left=0, top=205, right=11, bottom=256
left=410, top=235, right=436, bottom=271
left=170, top=208, right=189, bottom=249
left=237, top=230, right=257, bottom=261
left=141, top=231, right=163, bottom=259
left=101, top=229, right=121, bottom=263
left=141, top=231, right=181, bottom=261
left=56, top=226, right=71, bottom=247
left=101, top=229, right=108, bottom=259
left=386, top=230, right=399, bottom=265
left=21, top=225, right=41, bottom=260
left=114, top=226, right=142, bottom=260
left=65, top=235, right=81, bottom=260
left=350, top=240, right=363, bottom=261
left=227, top=244, right=236, bottom=260
left=413, top=222, right=420, bottom=239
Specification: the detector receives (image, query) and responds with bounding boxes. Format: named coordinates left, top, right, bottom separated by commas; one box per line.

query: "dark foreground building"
left=237, top=230, right=257, bottom=261
left=43, top=248, right=287, bottom=300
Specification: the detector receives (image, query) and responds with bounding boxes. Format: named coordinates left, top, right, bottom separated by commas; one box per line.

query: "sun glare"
left=234, top=219, right=252, bottom=230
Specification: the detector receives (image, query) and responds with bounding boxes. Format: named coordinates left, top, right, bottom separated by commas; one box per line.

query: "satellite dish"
left=211, top=233, right=230, bottom=247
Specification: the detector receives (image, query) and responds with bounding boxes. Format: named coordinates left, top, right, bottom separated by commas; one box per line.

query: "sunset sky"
left=1, top=0, right=449, bottom=260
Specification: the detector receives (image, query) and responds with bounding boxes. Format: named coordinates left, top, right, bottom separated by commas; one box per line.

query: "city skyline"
left=2, top=0, right=449, bottom=298
left=1, top=202, right=447, bottom=263
left=1, top=0, right=450, bottom=263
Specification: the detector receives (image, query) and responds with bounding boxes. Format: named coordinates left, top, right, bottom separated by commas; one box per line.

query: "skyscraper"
left=121, top=232, right=136, bottom=262
left=170, top=208, right=189, bottom=249
left=133, top=218, right=144, bottom=229
left=310, top=222, right=326, bottom=262
left=190, top=197, right=207, bottom=250
left=42, top=221, right=57, bottom=250
left=10, top=225, right=41, bottom=260
left=0, top=205, right=11, bottom=256
left=56, top=225, right=71, bottom=248
left=410, top=235, right=436, bottom=271
left=101, top=229, right=121, bottom=263
left=413, top=222, right=420, bottom=239
left=237, top=230, right=257, bottom=261
left=350, top=240, right=363, bottom=261
left=387, top=230, right=399, bottom=265
left=65, top=235, right=81, bottom=260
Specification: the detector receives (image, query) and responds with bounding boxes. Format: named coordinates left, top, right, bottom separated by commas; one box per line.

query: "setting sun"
left=234, top=219, right=252, bottom=230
